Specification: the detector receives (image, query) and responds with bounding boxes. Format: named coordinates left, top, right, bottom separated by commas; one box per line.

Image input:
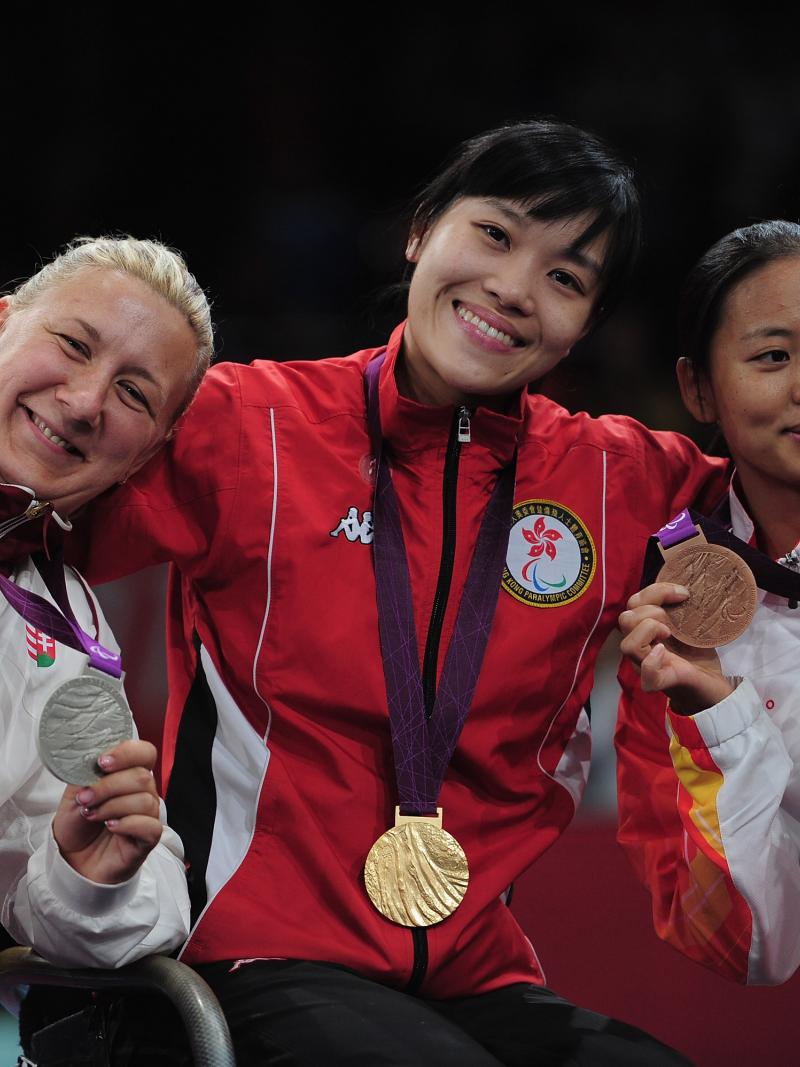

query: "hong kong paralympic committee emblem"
left=502, top=499, right=596, bottom=607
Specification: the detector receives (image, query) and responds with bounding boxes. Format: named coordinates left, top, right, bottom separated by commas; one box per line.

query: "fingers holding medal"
left=53, top=737, right=164, bottom=884
left=619, top=522, right=757, bottom=714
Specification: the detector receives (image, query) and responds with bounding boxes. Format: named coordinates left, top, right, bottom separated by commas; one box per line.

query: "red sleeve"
left=615, top=657, right=753, bottom=983
left=67, top=363, right=242, bottom=584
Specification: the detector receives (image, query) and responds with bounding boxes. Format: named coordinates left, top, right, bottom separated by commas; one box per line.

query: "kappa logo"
left=502, top=499, right=596, bottom=608
left=330, top=506, right=373, bottom=545
left=26, top=624, right=56, bottom=667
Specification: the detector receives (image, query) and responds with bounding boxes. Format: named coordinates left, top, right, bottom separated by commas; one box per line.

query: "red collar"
left=376, top=322, right=523, bottom=466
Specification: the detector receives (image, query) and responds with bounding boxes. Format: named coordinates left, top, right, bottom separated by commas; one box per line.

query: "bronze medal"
left=657, top=529, right=757, bottom=648
left=364, top=808, right=469, bottom=927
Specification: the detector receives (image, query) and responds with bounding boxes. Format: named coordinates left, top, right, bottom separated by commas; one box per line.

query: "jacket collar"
left=376, top=322, right=523, bottom=466
left=0, top=483, right=71, bottom=568
left=728, top=476, right=800, bottom=560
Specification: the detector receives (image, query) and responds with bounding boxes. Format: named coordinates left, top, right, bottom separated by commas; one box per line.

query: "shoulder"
left=209, top=347, right=378, bottom=422
left=524, top=393, right=718, bottom=472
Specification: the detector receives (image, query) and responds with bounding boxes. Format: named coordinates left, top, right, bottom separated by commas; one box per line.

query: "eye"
left=479, top=224, right=510, bottom=247
left=117, top=380, right=153, bottom=415
left=549, top=269, right=583, bottom=293
left=59, top=334, right=89, bottom=357
left=754, top=349, right=790, bottom=364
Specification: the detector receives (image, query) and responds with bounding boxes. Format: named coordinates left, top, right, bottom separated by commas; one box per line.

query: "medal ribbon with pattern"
left=362, top=353, right=516, bottom=926
left=0, top=550, right=122, bottom=677
left=0, top=550, right=132, bottom=785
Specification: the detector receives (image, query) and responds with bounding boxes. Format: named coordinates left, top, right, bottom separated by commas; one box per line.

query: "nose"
left=55, top=370, right=108, bottom=429
left=483, top=257, right=536, bottom=316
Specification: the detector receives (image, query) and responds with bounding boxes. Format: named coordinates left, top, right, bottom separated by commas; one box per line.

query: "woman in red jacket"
left=71, top=120, right=725, bottom=1065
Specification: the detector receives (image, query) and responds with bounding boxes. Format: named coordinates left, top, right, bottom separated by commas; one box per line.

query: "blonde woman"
left=0, top=236, right=211, bottom=968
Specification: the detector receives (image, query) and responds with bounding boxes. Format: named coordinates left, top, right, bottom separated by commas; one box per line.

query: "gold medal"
left=364, top=808, right=469, bottom=927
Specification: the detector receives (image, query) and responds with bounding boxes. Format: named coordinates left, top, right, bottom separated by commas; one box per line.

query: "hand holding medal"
left=52, top=737, right=164, bottom=886
left=619, top=512, right=758, bottom=715
left=619, top=582, right=737, bottom=715
left=0, top=554, right=164, bottom=884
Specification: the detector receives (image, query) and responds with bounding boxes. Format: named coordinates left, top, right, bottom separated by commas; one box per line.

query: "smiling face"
left=680, top=255, right=800, bottom=507
left=0, top=268, right=198, bottom=516
left=400, top=197, right=608, bottom=409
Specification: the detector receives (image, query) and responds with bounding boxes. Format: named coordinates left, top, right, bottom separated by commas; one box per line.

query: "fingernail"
left=76, top=789, right=94, bottom=805
left=98, top=755, right=114, bottom=770
left=675, top=585, right=689, bottom=596
left=80, top=806, right=94, bottom=818
left=105, top=819, right=119, bottom=828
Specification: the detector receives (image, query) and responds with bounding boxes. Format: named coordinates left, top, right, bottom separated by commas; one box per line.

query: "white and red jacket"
left=617, top=484, right=800, bottom=985
left=75, top=324, right=726, bottom=998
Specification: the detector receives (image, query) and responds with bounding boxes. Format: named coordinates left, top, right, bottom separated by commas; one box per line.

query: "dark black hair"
left=409, top=118, right=641, bottom=324
left=679, top=220, right=800, bottom=373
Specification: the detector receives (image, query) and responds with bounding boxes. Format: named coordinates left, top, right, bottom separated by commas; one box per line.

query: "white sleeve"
left=669, top=678, right=800, bottom=985
left=4, top=802, right=190, bottom=968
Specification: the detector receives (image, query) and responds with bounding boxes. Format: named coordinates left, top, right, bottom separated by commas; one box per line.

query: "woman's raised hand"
left=52, top=739, right=165, bottom=885
left=619, top=582, right=735, bottom=716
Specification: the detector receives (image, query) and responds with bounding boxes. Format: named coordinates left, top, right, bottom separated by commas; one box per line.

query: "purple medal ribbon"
left=0, top=551, right=122, bottom=678
left=655, top=510, right=697, bottom=549
left=365, top=354, right=515, bottom=816
left=649, top=509, right=800, bottom=603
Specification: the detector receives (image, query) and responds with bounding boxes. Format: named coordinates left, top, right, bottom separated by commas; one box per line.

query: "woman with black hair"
left=74, top=119, right=725, bottom=1064
left=618, top=220, right=800, bottom=987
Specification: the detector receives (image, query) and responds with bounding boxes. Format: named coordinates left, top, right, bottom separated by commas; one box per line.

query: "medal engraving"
left=657, top=539, right=757, bottom=648
left=364, top=810, right=469, bottom=927
left=38, top=675, right=133, bottom=785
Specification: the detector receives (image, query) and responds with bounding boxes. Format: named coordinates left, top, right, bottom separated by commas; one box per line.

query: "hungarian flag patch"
left=26, top=624, right=56, bottom=668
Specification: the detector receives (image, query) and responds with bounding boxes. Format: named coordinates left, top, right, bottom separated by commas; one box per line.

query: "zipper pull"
left=457, top=407, right=471, bottom=444
left=25, top=499, right=50, bottom=520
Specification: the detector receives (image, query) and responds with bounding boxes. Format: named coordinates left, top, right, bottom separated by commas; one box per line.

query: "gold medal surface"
left=364, top=808, right=469, bottom=927
left=657, top=528, right=757, bottom=648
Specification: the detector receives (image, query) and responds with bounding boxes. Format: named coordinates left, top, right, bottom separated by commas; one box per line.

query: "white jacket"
left=617, top=485, right=800, bottom=985
left=0, top=549, right=190, bottom=969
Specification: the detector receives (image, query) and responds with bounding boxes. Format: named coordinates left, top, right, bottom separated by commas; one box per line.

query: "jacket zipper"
left=406, top=405, right=470, bottom=994
left=0, top=498, right=50, bottom=540
left=420, top=406, right=471, bottom=721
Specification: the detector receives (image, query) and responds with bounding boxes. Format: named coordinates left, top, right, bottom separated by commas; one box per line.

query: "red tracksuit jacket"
left=77, top=323, right=726, bottom=998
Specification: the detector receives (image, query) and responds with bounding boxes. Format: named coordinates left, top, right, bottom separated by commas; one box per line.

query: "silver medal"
left=38, top=674, right=133, bottom=785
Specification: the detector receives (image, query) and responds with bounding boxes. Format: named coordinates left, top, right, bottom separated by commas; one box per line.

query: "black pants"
left=194, top=959, right=692, bottom=1067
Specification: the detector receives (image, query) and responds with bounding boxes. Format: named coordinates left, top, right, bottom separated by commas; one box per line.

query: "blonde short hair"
left=11, top=236, right=213, bottom=419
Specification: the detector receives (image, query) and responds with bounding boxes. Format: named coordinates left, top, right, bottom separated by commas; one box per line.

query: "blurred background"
left=3, top=8, right=800, bottom=1063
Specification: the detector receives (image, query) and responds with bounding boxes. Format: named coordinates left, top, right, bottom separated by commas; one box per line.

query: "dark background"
left=4, top=13, right=800, bottom=1063
left=4, top=9, right=800, bottom=435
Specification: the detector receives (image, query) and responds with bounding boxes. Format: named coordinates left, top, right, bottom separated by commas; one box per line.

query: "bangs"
left=411, top=120, right=641, bottom=323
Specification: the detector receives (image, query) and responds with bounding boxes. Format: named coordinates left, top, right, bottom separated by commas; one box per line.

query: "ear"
left=0, top=297, right=13, bottom=331
left=676, top=356, right=717, bottom=424
left=406, top=233, right=422, bottom=263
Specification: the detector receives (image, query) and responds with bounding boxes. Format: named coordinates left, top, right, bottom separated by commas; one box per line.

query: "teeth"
left=30, top=413, right=75, bottom=453
left=457, top=306, right=516, bottom=347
